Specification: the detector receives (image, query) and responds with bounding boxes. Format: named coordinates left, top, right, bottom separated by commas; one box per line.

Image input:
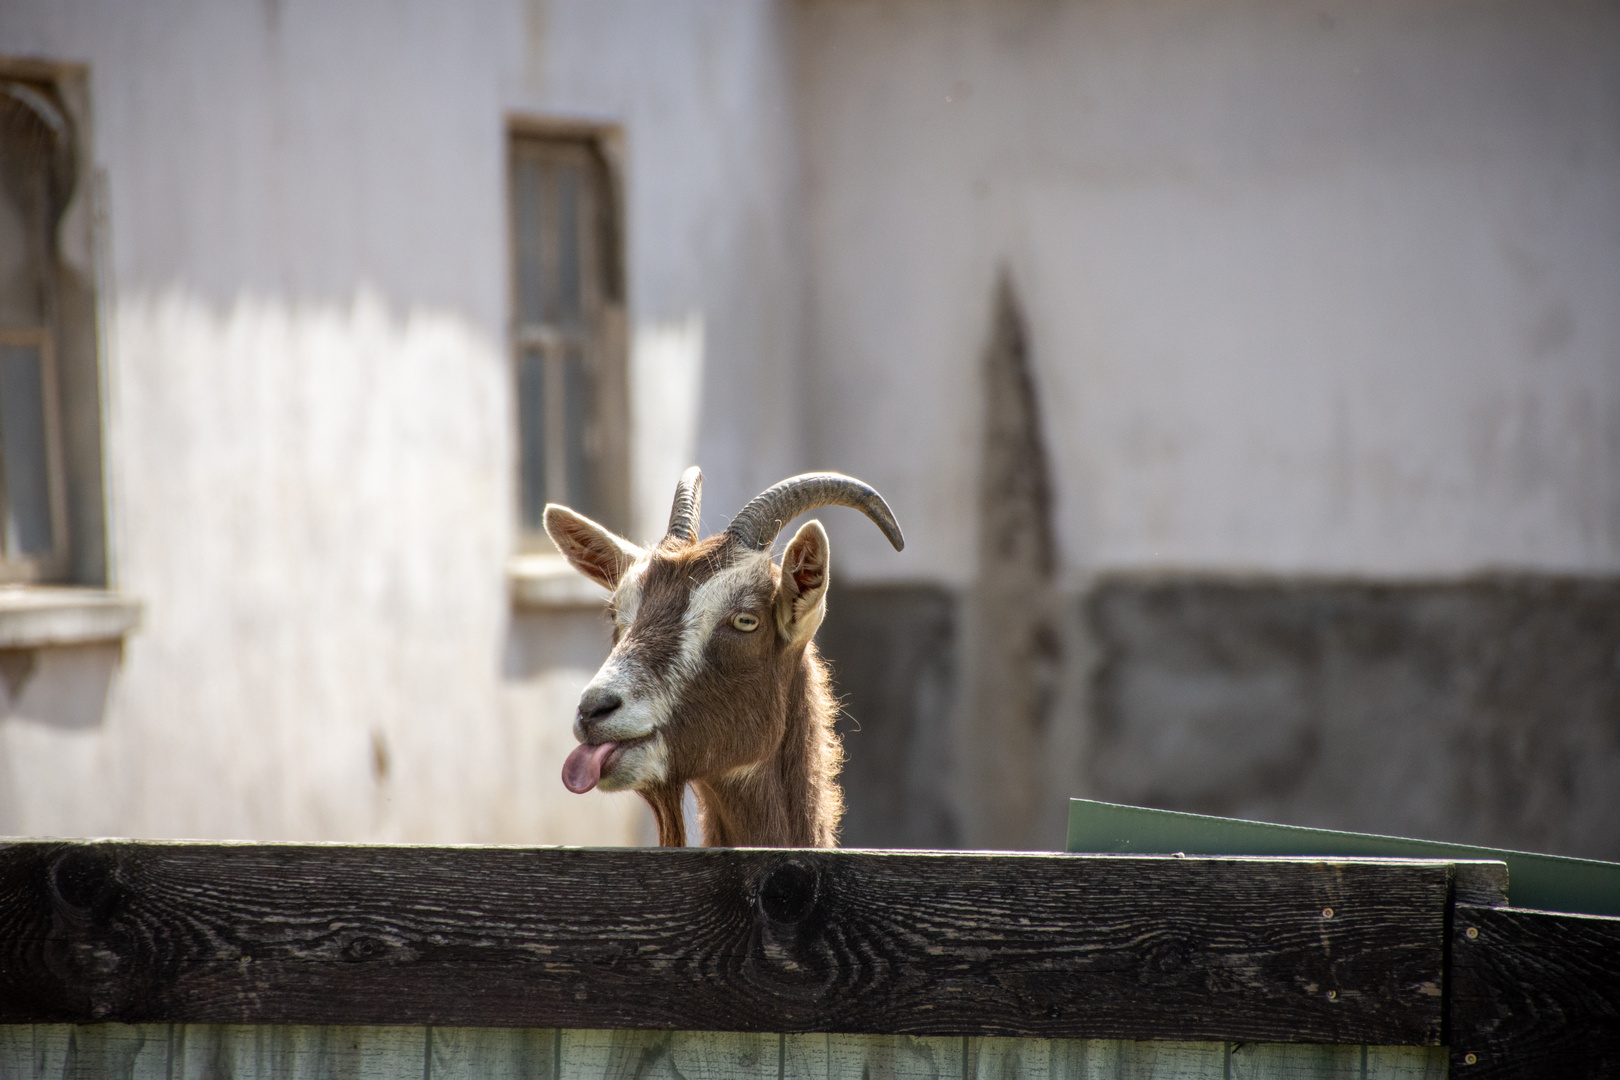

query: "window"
left=0, top=77, right=76, bottom=584
left=0, top=61, right=133, bottom=647
left=507, top=127, right=629, bottom=551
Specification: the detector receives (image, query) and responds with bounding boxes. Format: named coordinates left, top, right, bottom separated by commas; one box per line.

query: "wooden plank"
left=785, top=1033, right=962, bottom=1080
left=0, top=1030, right=1461, bottom=1080
left=172, top=1024, right=424, bottom=1080
left=0, top=1025, right=72, bottom=1080
left=972, top=1036, right=1054, bottom=1080
left=559, top=1029, right=778, bottom=1080
left=430, top=1027, right=556, bottom=1080
left=0, top=844, right=1452, bottom=1043
left=1449, top=903, right=1620, bottom=1079
left=0, top=1024, right=173, bottom=1080
left=60, top=1025, right=173, bottom=1080
left=1362, top=1046, right=1446, bottom=1080
left=1225, top=1042, right=1362, bottom=1080
left=1051, top=1040, right=1226, bottom=1080
left=1450, top=863, right=1508, bottom=909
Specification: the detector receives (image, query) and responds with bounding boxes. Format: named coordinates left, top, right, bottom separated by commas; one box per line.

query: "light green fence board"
left=174, top=1025, right=425, bottom=1080
left=1099, top=1040, right=1228, bottom=1080
left=785, top=1034, right=962, bottom=1080
left=1362, top=1047, right=1447, bottom=1080
left=1043, top=1039, right=1226, bottom=1080
left=1225, top=1043, right=1362, bottom=1080
left=430, top=1026, right=557, bottom=1080
left=0, top=1024, right=173, bottom=1080
left=559, top=1029, right=779, bottom=1080
left=0, top=1028, right=1447, bottom=1080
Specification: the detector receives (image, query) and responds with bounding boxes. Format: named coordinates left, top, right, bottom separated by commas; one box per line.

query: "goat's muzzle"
left=577, top=687, right=622, bottom=725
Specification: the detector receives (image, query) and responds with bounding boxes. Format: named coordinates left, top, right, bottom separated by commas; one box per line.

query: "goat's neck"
left=691, top=643, right=842, bottom=848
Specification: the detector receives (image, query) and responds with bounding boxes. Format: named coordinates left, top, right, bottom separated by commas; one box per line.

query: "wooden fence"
left=0, top=843, right=1615, bottom=1079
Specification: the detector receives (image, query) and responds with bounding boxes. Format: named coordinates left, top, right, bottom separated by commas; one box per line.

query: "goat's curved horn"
left=665, top=466, right=703, bottom=542
left=726, top=472, right=905, bottom=553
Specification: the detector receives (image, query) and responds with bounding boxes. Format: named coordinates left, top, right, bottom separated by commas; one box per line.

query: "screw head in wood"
left=1466, top=926, right=1479, bottom=939
left=1465, top=1053, right=1478, bottom=1065
left=1326, top=990, right=1337, bottom=1000
left=1321, top=907, right=1333, bottom=918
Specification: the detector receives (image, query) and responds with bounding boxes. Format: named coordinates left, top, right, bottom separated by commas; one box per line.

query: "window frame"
left=505, top=120, right=630, bottom=555
left=0, top=56, right=139, bottom=649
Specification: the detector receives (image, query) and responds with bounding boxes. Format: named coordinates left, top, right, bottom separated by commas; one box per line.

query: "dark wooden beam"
left=0, top=844, right=1453, bottom=1043
left=1449, top=903, right=1620, bottom=1079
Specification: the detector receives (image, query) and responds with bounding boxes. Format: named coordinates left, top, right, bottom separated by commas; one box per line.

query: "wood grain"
left=0, top=1028, right=1461, bottom=1080
left=431, top=1026, right=556, bottom=1080
left=177, top=1024, right=424, bottom=1080
left=1362, top=1046, right=1447, bottom=1080
left=1449, top=903, right=1620, bottom=1079
left=0, top=844, right=1452, bottom=1043
left=787, top=1034, right=962, bottom=1080
left=0, top=1023, right=174, bottom=1080
left=560, top=1028, right=780, bottom=1080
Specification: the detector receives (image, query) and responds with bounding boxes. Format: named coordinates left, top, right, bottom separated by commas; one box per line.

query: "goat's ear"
left=544, top=505, right=643, bottom=590
left=776, top=520, right=830, bottom=645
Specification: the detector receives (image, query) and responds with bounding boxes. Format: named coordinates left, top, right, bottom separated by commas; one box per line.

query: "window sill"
left=508, top=555, right=609, bottom=610
left=0, top=586, right=143, bottom=649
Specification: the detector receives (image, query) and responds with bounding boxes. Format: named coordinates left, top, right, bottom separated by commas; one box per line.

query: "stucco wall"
left=802, top=0, right=1620, bottom=855
left=798, top=0, right=1620, bottom=585
left=0, top=0, right=804, bottom=842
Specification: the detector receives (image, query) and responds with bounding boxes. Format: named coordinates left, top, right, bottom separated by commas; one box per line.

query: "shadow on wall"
left=0, top=644, right=119, bottom=731
left=1084, top=573, right=1620, bottom=862
left=821, top=584, right=958, bottom=849
left=822, top=572, right=1620, bottom=861
left=0, top=643, right=121, bottom=834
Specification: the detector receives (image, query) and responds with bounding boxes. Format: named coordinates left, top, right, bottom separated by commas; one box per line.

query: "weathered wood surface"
left=0, top=1026, right=1450, bottom=1080
left=0, top=844, right=1454, bottom=1044
left=1449, top=903, right=1620, bottom=1079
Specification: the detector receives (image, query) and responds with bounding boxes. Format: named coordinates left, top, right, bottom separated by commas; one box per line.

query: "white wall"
left=799, top=0, right=1620, bottom=586
left=0, top=0, right=805, bottom=841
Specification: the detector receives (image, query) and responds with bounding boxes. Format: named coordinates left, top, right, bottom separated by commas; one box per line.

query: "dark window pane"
left=513, top=154, right=545, bottom=326
left=556, top=163, right=581, bottom=325
left=518, top=347, right=548, bottom=531
left=0, top=81, right=63, bottom=328
left=562, top=345, right=596, bottom=520
left=0, top=343, right=53, bottom=555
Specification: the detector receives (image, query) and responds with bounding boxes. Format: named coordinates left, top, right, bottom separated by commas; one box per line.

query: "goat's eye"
left=730, top=612, right=760, bottom=632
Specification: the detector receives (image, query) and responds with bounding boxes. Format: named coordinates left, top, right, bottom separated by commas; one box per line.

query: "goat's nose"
left=578, top=688, right=622, bottom=726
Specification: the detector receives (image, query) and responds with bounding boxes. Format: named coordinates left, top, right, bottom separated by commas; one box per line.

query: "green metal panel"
left=1067, top=798, right=1620, bottom=918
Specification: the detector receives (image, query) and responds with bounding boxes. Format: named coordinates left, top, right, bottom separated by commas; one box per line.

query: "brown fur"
left=691, top=642, right=844, bottom=847
left=590, top=531, right=845, bottom=847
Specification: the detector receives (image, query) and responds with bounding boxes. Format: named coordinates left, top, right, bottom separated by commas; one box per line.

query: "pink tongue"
left=562, top=741, right=618, bottom=794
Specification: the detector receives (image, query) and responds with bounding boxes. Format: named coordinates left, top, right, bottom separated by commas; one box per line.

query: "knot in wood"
left=343, top=936, right=388, bottom=962
left=50, top=848, right=116, bottom=916
left=757, top=859, right=819, bottom=925
left=1146, top=933, right=1194, bottom=977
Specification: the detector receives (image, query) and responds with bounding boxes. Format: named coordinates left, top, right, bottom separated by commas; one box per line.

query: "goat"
left=544, top=468, right=904, bottom=847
